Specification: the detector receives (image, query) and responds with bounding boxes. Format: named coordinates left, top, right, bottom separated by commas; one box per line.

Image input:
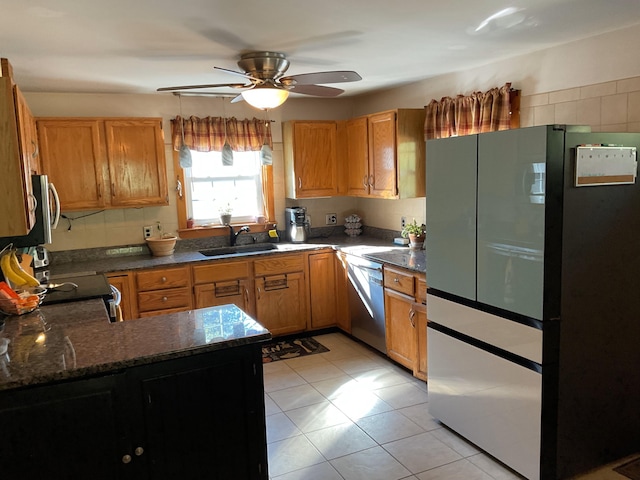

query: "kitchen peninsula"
left=0, top=299, right=270, bottom=480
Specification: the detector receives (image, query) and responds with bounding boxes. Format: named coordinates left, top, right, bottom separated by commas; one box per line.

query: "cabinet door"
left=0, top=374, right=127, bottom=480
left=284, top=121, right=338, bottom=198
left=413, top=301, right=427, bottom=381
left=37, top=119, right=108, bottom=210
left=0, top=79, right=36, bottom=236
left=194, top=279, right=253, bottom=315
left=104, top=119, right=168, bottom=207
left=345, top=116, right=369, bottom=196
left=106, top=272, right=135, bottom=321
left=384, top=288, right=416, bottom=371
left=255, top=271, right=306, bottom=336
left=308, top=252, right=337, bottom=329
left=136, top=347, right=267, bottom=480
left=368, top=111, right=397, bottom=198
left=15, top=86, right=40, bottom=175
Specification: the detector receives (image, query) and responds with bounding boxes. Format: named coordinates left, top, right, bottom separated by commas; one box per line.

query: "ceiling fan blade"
left=281, top=71, right=361, bottom=85
left=287, top=84, right=345, bottom=97
left=214, top=66, right=262, bottom=83
left=230, top=94, right=245, bottom=104
left=157, top=83, right=248, bottom=92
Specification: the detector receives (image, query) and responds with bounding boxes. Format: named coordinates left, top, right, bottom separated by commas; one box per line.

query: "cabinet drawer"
left=136, top=266, right=190, bottom=291
left=137, top=287, right=192, bottom=312
left=416, top=276, right=427, bottom=304
left=192, top=261, right=250, bottom=284
left=383, top=266, right=415, bottom=296
left=254, top=255, right=304, bottom=276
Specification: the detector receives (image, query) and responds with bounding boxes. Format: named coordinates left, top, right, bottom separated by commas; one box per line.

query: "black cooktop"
left=41, top=273, right=113, bottom=305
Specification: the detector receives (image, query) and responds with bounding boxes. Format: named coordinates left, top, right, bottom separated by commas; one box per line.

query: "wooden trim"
left=172, top=148, right=188, bottom=230
left=177, top=222, right=277, bottom=240
left=510, top=89, right=521, bottom=129
left=261, top=164, right=275, bottom=223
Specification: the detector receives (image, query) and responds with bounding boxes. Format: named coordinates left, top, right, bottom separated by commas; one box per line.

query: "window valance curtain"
left=170, top=116, right=273, bottom=152
left=424, top=83, right=516, bottom=140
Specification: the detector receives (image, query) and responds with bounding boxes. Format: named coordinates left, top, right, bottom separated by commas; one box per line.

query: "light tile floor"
left=263, top=332, right=636, bottom=480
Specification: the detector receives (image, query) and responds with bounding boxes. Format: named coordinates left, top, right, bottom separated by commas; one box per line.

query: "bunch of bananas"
left=0, top=249, right=40, bottom=289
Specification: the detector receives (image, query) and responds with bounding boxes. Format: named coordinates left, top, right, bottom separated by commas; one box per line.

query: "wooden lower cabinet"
left=135, top=265, right=192, bottom=317
left=308, top=251, right=337, bottom=329
left=192, top=260, right=254, bottom=317
left=106, top=271, right=135, bottom=320
left=383, top=266, right=428, bottom=379
left=255, top=271, right=306, bottom=336
left=0, top=345, right=267, bottom=480
left=384, top=288, right=417, bottom=371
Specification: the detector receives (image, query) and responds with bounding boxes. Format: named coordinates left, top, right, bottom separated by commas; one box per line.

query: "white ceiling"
left=2, top=0, right=640, bottom=98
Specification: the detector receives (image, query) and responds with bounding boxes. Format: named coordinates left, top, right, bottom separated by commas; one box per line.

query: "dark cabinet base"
left=0, top=345, right=267, bottom=480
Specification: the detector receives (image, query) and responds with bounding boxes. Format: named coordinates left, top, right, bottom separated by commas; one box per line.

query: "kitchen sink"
left=198, top=243, right=278, bottom=257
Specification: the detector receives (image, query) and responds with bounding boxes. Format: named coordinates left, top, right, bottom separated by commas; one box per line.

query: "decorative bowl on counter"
left=146, top=234, right=178, bottom=256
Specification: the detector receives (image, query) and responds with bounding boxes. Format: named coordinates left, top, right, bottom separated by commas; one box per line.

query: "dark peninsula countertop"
left=48, top=235, right=426, bottom=277
left=0, top=299, right=270, bottom=392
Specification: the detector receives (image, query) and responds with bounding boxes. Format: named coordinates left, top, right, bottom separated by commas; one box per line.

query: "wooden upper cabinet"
left=104, top=119, right=168, bottom=207
left=283, top=121, right=338, bottom=198
left=345, top=116, right=369, bottom=197
left=37, top=117, right=168, bottom=211
left=344, top=109, right=426, bottom=199
left=0, top=59, right=37, bottom=237
left=37, top=119, right=107, bottom=210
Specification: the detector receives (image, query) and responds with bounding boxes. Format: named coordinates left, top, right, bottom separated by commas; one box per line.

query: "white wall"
left=24, top=24, right=640, bottom=251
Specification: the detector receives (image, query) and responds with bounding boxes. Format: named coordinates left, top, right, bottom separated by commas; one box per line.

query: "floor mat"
left=262, top=337, right=329, bottom=363
left=614, top=457, right=640, bottom=480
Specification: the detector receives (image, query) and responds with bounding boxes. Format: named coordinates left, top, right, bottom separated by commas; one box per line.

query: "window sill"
left=177, top=222, right=277, bottom=240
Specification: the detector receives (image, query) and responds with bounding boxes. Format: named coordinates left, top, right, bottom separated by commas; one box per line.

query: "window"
left=184, top=150, right=264, bottom=226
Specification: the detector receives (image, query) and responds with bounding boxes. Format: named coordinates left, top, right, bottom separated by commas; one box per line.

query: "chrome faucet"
left=229, top=225, right=250, bottom=246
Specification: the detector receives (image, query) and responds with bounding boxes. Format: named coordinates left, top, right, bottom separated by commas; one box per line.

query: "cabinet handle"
left=257, top=287, right=261, bottom=300
left=298, top=177, right=302, bottom=189
left=362, top=175, right=368, bottom=188
left=28, top=193, right=37, bottom=213
left=122, top=454, right=132, bottom=464
left=134, top=447, right=144, bottom=456
left=409, top=309, right=416, bottom=328
left=162, top=296, right=168, bottom=302
left=244, top=287, right=249, bottom=305
left=176, top=178, right=183, bottom=199
left=111, top=183, right=116, bottom=197
left=368, top=175, right=374, bottom=187
left=31, top=140, right=39, bottom=159
left=97, top=183, right=102, bottom=199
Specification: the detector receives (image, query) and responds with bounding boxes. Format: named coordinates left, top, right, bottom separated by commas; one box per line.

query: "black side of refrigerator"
left=555, top=132, right=640, bottom=478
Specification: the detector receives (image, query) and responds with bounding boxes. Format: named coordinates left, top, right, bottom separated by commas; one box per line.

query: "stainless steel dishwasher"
left=345, top=254, right=386, bottom=353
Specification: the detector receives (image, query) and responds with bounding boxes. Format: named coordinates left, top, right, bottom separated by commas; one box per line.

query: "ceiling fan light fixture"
left=241, top=87, right=289, bottom=110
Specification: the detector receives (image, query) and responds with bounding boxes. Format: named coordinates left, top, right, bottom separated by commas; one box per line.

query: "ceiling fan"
left=157, top=51, right=362, bottom=109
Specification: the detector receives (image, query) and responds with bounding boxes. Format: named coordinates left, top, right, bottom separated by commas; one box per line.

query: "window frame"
left=173, top=149, right=276, bottom=239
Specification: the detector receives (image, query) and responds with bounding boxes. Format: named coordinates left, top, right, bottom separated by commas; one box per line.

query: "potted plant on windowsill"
left=219, top=204, right=233, bottom=225
left=401, top=219, right=426, bottom=249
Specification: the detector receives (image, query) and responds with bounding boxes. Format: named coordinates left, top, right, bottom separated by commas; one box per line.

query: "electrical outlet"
left=326, top=213, right=337, bottom=225
left=401, top=216, right=407, bottom=229
left=143, top=225, right=153, bottom=238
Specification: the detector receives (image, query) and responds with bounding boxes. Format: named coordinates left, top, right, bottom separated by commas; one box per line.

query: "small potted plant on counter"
left=219, top=204, right=233, bottom=225
left=401, top=219, right=426, bottom=249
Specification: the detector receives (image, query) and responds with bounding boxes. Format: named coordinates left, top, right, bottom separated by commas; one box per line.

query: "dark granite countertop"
left=0, top=300, right=270, bottom=392
left=49, top=235, right=426, bottom=277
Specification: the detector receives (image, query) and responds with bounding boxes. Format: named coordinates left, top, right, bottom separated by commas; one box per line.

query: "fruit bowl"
left=0, top=286, right=47, bottom=316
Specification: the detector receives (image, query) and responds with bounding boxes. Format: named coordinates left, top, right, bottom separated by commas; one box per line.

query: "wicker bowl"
left=146, top=235, right=177, bottom=256
left=0, top=286, right=47, bottom=316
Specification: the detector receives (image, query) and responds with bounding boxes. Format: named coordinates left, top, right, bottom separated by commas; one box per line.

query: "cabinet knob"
left=161, top=276, right=167, bottom=282
left=135, top=447, right=144, bottom=456
left=394, top=277, right=399, bottom=283
left=122, top=454, right=132, bottom=464
left=162, top=296, right=168, bottom=302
